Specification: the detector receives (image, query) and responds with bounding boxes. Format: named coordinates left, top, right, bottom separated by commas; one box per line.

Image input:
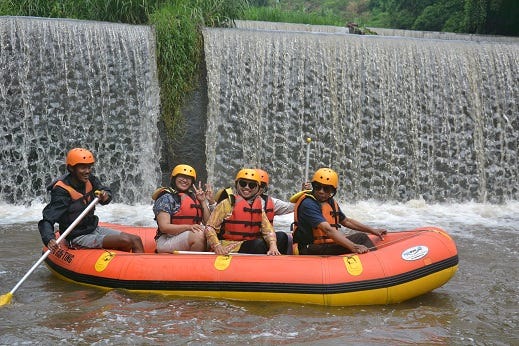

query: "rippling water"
left=1, top=201, right=518, bottom=345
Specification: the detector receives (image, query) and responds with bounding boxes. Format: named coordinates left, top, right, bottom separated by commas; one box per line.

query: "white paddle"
left=304, top=137, right=312, bottom=181
left=173, top=250, right=258, bottom=256
left=0, top=196, right=100, bottom=307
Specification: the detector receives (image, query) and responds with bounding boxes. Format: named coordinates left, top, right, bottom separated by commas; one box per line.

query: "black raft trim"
left=44, top=255, right=458, bottom=295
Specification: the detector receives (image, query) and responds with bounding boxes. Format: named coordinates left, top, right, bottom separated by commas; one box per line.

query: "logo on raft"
left=401, top=245, right=429, bottom=261
left=52, top=248, right=75, bottom=264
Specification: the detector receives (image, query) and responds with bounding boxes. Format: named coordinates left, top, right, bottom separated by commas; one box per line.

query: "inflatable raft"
left=44, top=223, right=458, bottom=306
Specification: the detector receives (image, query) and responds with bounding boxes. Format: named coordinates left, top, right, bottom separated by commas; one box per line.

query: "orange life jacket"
left=170, top=192, right=203, bottom=225
left=53, top=179, right=95, bottom=231
left=152, top=188, right=203, bottom=239
left=54, top=179, right=93, bottom=202
left=222, top=195, right=263, bottom=241
left=293, top=193, right=341, bottom=245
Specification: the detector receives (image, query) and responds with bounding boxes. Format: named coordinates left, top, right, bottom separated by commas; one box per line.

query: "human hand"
left=213, top=243, right=228, bottom=255
left=95, top=190, right=110, bottom=203
left=190, top=224, right=205, bottom=233
left=47, top=239, right=60, bottom=252
left=267, top=245, right=281, bottom=256
left=205, top=183, right=215, bottom=204
left=193, top=181, right=206, bottom=202
left=371, top=228, right=387, bottom=240
left=352, top=244, right=369, bottom=254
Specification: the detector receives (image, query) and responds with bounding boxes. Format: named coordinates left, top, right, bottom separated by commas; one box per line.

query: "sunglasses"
left=312, top=182, right=335, bottom=193
left=238, top=180, right=258, bottom=189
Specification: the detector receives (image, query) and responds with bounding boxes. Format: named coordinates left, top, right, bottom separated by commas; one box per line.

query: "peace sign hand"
left=193, top=181, right=206, bottom=202
left=205, top=183, right=215, bottom=205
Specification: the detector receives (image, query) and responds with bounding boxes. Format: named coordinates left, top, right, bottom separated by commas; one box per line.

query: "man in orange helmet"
left=38, top=148, right=144, bottom=253
left=205, top=168, right=285, bottom=255
left=292, top=167, right=387, bottom=255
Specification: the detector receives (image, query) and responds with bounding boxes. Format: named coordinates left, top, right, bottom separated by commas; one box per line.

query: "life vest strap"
left=243, top=207, right=262, bottom=214
left=225, top=220, right=262, bottom=227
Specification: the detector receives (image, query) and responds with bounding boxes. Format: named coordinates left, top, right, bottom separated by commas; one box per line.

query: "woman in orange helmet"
left=292, top=167, right=387, bottom=255
left=38, top=148, right=144, bottom=253
left=205, top=168, right=284, bottom=255
left=152, top=164, right=214, bottom=252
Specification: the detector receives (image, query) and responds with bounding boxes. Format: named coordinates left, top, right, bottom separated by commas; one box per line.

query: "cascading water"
left=0, top=17, right=161, bottom=205
left=203, top=23, right=518, bottom=203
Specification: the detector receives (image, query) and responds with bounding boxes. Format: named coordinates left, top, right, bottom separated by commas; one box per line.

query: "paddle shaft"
left=304, top=138, right=311, bottom=181
left=7, top=197, right=100, bottom=296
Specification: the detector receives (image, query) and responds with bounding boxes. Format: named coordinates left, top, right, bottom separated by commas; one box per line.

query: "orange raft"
left=44, top=223, right=458, bottom=306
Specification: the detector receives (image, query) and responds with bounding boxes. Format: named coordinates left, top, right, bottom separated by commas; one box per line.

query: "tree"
left=464, top=0, right=487, bottom=33
left=413, top=0, right=464, bottom=32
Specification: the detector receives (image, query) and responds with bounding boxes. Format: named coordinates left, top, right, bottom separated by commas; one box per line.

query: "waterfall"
left=203, top=23, right=518, bottom=203
left=0, top=17, right=161, bottom=205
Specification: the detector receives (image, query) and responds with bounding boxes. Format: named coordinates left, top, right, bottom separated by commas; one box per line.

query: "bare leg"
left=103, top=233, right=144, bottom=253
left=188, top=231, right=206, bottom=252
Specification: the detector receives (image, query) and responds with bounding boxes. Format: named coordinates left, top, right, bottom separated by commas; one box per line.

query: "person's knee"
left=127, top=234, right=142, bottom=245
left=187, top=231, right=206, bottom=251
left=122, top=233, right=144, bottom=250
left=276, top=231, right=288, bottom=242
left=189, top=231, right=205, bottom=243
left=275, top=232, right=288, bottom=254
left=352, top=233, right=374, bottom=248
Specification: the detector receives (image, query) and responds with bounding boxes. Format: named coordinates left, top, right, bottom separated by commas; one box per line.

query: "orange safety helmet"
left=66, top=148, right=95, bottom=167
left=235, top=168, right=260, bottom=184
left=312, top=168, right=339, bottom=189
left=171, top=164, right=197, bottom=180
left=256, top=168, right=269, bottom=186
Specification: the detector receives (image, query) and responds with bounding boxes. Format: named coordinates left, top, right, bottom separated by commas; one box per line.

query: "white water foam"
left=3, top=201, right=516, bottom=240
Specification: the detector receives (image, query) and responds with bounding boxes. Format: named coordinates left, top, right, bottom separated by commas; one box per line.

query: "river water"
left=1, top=201, right=517, bottom=345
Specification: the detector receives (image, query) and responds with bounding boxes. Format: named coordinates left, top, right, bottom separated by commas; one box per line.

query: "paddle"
left=304, top=137, right=312, bottom=182
left=0, top=196, right=100, bottom=307
left=173, top=251, right=257, bottom=256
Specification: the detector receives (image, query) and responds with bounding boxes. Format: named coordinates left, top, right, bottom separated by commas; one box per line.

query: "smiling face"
left=69, top=163, right=93, bottom=184
left=236, top=179, right=259, bottom=199
left=174, top=174, right=193, bottom=192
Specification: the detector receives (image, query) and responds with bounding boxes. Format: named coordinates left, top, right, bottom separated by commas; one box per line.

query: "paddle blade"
left=0, top=292, right=13, bottom=306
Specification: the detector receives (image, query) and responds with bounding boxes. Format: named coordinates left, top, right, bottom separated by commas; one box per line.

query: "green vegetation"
left=0, top=0, right=163, bottom=23
left=243, top=6, right=344, bottom=26
left=246, top=0, right=518, bottom=36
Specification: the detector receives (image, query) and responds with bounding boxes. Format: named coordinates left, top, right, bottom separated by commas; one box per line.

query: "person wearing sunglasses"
left=205, top=168, right=284, bottom=255
left=292, top=167, right=387, bottom=255
left=152, top=164, right=214, bottom=252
